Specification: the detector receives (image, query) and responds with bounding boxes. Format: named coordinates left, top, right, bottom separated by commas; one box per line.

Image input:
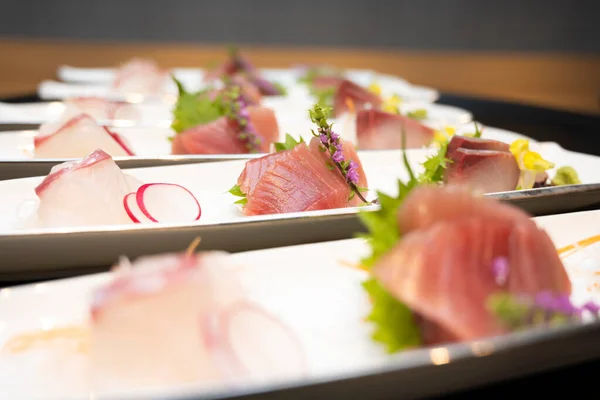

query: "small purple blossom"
left=346, top=161, right=360, bottom=185
left=582, top=301, right=600, bottom=315
left=309, top=104, right=369, bottom=204
left=492, top=257, right=509, bottom=286
left=319, top=134, right=328, bottom=146
left=535, top=291, right=579, bottom=315
left=332, top=151, right=344, bottom=163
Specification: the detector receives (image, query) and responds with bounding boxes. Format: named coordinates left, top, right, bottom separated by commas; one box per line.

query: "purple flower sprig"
left=488, top=256, right=600, bottom=330
left=309, top=104, right=370, bottom=204
left=220, top=86, right=262, bottom=153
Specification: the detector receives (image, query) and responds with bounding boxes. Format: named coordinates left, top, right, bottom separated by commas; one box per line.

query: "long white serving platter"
left=0, top=100, right=472, bottom=127
left=38, top=79, right=440, bottom=104
left=0, top=143, right=599, bottom=277
left=0, top=209, right=599, bottom=399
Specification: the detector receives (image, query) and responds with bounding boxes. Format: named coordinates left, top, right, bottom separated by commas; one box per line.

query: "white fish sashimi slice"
left=204, top=302, right=307, bottom=384
left=34, top=113, right=135, bottom=158
left=31, top=149, right=142, bottom=228
left=135, top=183, right=202, bottom=223
left=90, top=252, right=249, bottom=392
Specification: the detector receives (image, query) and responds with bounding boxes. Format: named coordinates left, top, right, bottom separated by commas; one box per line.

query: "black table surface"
left=1, top=92, right=600, bottom=399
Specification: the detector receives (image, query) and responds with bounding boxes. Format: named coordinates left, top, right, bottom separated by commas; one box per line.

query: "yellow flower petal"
left=522, top=151, right=555, bottom=171
left=444, top=126, right=456, bottom=137
left=509, top=139, right=530, bottom=158
left=368, top=83, right=382, bottom=96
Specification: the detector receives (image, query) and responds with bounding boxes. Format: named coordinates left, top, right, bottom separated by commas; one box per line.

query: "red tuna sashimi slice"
left=171, top=107, right=279, bottom=155
left=397, top=185, right=532, bottom=235
left=65, top=97, right=140, bottom=120
left=443, top=148, right=520, bottom=193
left=236, top=151, right=291, bottom=196
left=373, top=185, right=571, bottom=343
left=33, top=149, right=142, bottom=228
left=445, top=135, right=510, bottom=161
left=333, top=80, right=382, bottom=117
left=242, top=137, right=367, bottom=216
left=356, top=109, right=435, bottom=150
left=34, top=113, right=135, bottom=158
left=90, top=251, right=305, bottom=390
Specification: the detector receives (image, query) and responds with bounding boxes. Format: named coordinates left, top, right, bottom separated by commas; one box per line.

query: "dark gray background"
left=0, top=0, right=598, bottom=53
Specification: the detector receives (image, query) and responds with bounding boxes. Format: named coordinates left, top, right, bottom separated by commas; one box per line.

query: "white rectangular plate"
left=2, top=141, right=591, bottom=235
left=0, top=209, right=599, bottom=400
left=0, top=100, right=472, bottom=127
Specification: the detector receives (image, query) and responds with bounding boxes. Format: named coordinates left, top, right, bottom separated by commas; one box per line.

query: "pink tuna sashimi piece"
left=236, top=151, right=291, bottom=196
left=90, top=251, right=306, bottom=391
left=33, top=149, right=142, bottom=228
left=34, top=113, right=135, bottom=158
left=112, top=58, right=169, bottom=95
left=65, top=97, right=141, bottom=120
left=355, top=109, right=435, bottom=150
left=333, top=80, right=382, bottom=117
left=445, top=135, right=510, bottom=161
left=373, top=185, right=571, bottom=343
left=443, top=149, right=520, bottom=193
left=171, top=107, right=279, bottom=155
left=397, top=185, right=532, bottom=235
left=242, top=137, right=368, bottom=216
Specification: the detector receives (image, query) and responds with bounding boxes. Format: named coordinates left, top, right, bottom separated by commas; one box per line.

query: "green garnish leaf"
left=170, top=76, right=224, bottom=133
left=228, top=184, right=247, bottom=205
left=487, top=292, right=572, bottom=331
left=273, top=133, right=305, bottom=152
left=406, top=109, right=428, bottom=121
left=418, top=140, right=451, bottom=184
left=552, top=166, right=582, bottom=186
left=356, top=125, right=422, bottom=353
left=362, top=278, right=422, bottom=353
left=487, top=292, right=532, bottom=331
left=473, top=122, right=483, bottom=138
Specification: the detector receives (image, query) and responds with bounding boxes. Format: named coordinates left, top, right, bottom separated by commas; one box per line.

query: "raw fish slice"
left=445, top=135, right=510, bottom=161
left=65, top=97, right=140, bottom=120
left=112, top=58, right=169, bottom=95
left=32, top=149, right=142, bottom=228
left=236, top=151, right=291, bottom=196
left=171, top=107, right=279, bottom=155
left=373, top=186, right=571, bottom=342
left=90, top=251, right=305, bottom=392
left=355, top=109, right=435, bottom=150
left=243, top=144, right=351, bottom=216
left=443, top=149, right=520, bottom=193
left=333, top=80, right=382, bottom=117
left=34, top=113, right=135, bottom=158
left=397, top=185, right=532, bottom=235
left=242, top=137, right=367, bottom=215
